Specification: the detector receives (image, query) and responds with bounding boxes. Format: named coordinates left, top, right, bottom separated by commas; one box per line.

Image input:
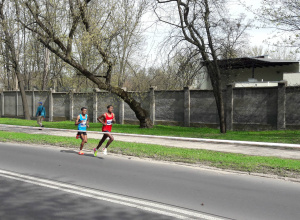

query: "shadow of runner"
left=60, top=150, right=104, bottom=159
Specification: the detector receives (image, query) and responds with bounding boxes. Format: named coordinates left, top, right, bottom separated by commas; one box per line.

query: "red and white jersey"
left=102, top=113, right=114, bottom=132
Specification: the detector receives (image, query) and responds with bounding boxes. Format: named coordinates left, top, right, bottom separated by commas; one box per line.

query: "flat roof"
left=203, top=57, right=299, bottom=69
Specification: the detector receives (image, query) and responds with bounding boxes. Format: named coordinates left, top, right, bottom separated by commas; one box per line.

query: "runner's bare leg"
left=80, top=134, right=86, bottom=150
left=96, top=134, right=108, bottom=150
left=104, top=133, right=114, bottom=149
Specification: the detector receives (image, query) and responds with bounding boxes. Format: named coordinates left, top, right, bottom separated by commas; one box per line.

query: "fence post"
left=16, top=91, right=18, bottom=117
left=49, top=88, right=53, bottom=122
left=93, top=88, right=100, bottom=123
left=69, top=89, right=74, bottom=121
left=1, top=90, right=4, bottom=116
left=32, top=90, right=35, bottom=117
left=184, top=87, right=191, bottom=127
left=150, top=86, right=156, bottom=125
left=226, top=84, right=234, bottom=131
left=277, top=81, right=286, bottom=130
left=118, top=87, right=126, bottom=125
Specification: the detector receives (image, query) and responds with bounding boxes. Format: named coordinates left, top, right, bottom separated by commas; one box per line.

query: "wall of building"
left=283, top=73, right=300, bottom=86
left=0, top=83, right=297, bottom=130
left=199, top=63, right=299, bottom=90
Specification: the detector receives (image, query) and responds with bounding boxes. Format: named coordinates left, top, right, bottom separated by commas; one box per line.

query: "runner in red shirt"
left=94, top=105, right=115, bottom=156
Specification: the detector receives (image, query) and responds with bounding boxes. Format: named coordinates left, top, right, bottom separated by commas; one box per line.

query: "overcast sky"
left=141, top=0, right=292, bottom=66
left=228, top=0, right=278, bottom=46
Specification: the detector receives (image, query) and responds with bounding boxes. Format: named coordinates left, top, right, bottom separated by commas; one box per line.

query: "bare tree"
left=0, top=0, right=30, bottom=119
left=245, top=45, right=298, bottom=60
left=114, top=0, right=149, bottom=88
left=155, top=0, right=250, bottom=133
left=19, top=0, right=152, bottom=127
left=260, top=0, right=300, bottom=49
left=218, top=14, right=251, bottom=59
left=167, top=46, right=203, bottom=88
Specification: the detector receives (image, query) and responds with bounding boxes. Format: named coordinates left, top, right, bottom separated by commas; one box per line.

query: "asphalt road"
left=0, top=142, right=300, bottom=220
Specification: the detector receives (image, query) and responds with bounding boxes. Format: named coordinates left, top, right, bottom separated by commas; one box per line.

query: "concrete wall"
left=233, top=87, right=278, bottom=130
left=4, top=92, right=16, bottom=116
left=73, top=93, right=94, bottom=120
left=53, top=93, right=70, bottom=120
left=190, top=90, right=219, bottom=125
left=155, top=91, right=184, bottom=125
left=0, top=84, right=299, bottom=131
left=286, top=87, right=300, bottom=128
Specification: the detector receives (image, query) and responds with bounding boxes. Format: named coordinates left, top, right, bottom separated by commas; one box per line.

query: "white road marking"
left=0, top=169, right=226, bottom=220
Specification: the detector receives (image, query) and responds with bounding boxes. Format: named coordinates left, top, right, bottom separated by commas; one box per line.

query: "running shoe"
left=93, top=148, right=98, bottom=157
left=103, top=148, right=107, bottom=155
left=76, top=134, right=80, bottom=139
left=78, top=150, right=84, bottom=155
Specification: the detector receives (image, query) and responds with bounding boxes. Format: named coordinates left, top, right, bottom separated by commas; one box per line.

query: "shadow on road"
left=60, top=150, right=104, bottom=159
left=0, top=177, right=172, bottom=220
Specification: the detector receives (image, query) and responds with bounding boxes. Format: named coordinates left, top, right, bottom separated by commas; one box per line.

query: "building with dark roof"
left=197, top=56, right=300, bottom=89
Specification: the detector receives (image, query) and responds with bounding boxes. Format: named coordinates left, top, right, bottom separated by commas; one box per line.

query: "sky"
left=227, top=0, right=277, bottom=46
left=140, top=0, right=295, bottom=66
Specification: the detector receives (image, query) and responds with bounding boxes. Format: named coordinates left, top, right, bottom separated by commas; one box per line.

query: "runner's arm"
left=75, top=115, right=81, bottom=125
left=97, top=114, right=106, bottom=125
left=86, top=115, right=89, bottom=128
left=112, top=113, right=116, bottom=123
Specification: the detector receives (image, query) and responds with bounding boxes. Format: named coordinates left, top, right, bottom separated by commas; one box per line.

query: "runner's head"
left=38, top=102, right=42, bottom=106
left=107, top=105, right=113, bottom=113
left=81, top=107, right=87, bottom=115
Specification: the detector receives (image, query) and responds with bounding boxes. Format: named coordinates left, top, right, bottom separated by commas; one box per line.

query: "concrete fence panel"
left=155, top=91, right=184, bottom=126
left=190, top=90, right=219, bottom=126
left=233, top=87, right=278, bottom=130
left=286, top=87, right=300, bottom=128
left=53, top=92, right=69, bottom=120
left=2, top=84, right=300, bottom=131
left=73, top=93, right=93, bottom=120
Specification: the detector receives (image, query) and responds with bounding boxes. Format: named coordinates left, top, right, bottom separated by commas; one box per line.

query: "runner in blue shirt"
left=75, top=107, right=89, bottom=155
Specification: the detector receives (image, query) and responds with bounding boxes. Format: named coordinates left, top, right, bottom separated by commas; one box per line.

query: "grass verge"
left=1, top=118, right=300, bottom=144
left=0, top=130, right=299, bottom=179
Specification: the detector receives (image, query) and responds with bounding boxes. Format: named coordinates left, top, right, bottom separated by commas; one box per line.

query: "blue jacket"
left=36, top=105, right=46, bottom=117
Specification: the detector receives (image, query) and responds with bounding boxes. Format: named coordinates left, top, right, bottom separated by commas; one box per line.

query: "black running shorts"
left=77, top=132, right=87, bottom=136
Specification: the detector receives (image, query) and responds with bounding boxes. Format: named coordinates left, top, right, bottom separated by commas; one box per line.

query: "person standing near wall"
left=36, top=102, right=46, bottom=130
left=94, top=105, right=115, bottom=156
left=75, top=107, right=89, bottom=155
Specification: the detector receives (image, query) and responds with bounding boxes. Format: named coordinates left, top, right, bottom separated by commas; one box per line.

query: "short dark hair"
left=107, top=105, right=113, bottom=109
left=81, top=107, right=87, bottom=111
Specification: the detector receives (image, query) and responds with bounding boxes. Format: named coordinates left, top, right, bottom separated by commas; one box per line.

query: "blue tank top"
left=78, top=114, right=88, bottom=131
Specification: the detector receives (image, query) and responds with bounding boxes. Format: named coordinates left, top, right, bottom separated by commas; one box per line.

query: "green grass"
left=1, top=118, right=300, bottom=144
left=0, top=130, right=299, bottom=178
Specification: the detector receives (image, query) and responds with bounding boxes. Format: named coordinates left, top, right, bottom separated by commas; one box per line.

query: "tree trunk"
left=42, top=47, right=50, bottom=90
left=0, top=1, right=31, bottom=120
left=16, top=66, right=31, bottom=120
left=206, top=63, right=226, bottom=133
left=4, top=44, right=11, bottom=90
